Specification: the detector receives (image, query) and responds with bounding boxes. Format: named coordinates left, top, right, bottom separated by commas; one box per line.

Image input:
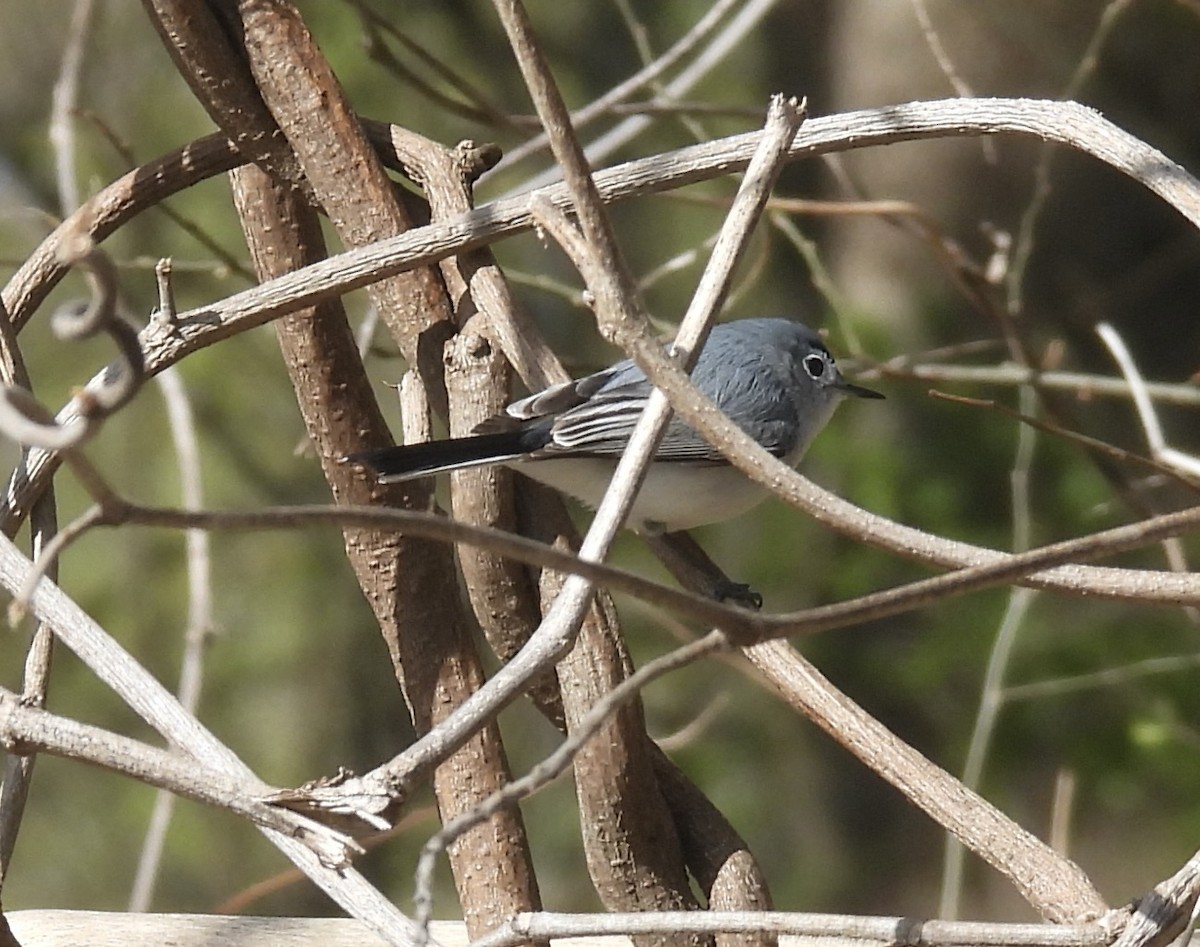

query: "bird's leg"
left=639, top=529, right=763, bottom=609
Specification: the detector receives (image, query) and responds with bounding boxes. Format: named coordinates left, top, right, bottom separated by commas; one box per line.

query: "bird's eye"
left=803, top=354, right=827, bottom=379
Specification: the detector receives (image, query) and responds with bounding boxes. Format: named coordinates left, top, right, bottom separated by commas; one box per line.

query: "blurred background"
left=0, top=0, right=1198, bottom=926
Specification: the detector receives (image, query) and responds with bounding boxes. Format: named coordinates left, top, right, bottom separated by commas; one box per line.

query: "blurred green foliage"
left=0, top=0, right=1198, bottom=927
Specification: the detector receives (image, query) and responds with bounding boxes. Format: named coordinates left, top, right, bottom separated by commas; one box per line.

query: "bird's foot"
left=712, top=579, right=763, bottom=610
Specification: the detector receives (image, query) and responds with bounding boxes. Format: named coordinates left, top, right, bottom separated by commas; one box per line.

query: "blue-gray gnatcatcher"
left=350, top=319, right=882, bottom=533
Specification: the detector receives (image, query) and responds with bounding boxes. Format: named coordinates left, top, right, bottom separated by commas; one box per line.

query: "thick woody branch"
left=224, top=0, right=541, bottom=936
left=139, top=0, right=315, bottom=198
left=392, top=126, right=774, bottom=924
left=483, top=2, right=710, bottom=935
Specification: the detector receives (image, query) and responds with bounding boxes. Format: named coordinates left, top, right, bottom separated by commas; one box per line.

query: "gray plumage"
left=350, top=318, right=881, bottom=531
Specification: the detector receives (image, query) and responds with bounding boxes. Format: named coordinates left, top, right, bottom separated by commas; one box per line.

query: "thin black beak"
left=838, top=378, right=885, bottom=399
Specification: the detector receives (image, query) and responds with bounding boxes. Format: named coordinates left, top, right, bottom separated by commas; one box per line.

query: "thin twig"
left=928, top=390, right=1200, bottom=492
left=8, top=504, right=105, bottom=625
left=1094, top=322, right=1200, bottom=625
left=4, top=351, right=1198, bottom=659
left=1006, top=0, right=1137, bottom=313
left=5, top=102, right=1199, bottom=606
left=48, top=0, right=94, bottom=216
left=909, top=0, right=978, bottom=100
left=348, top=0, right=522, bottom=133
left=0, top=686, right=362, bottom=860
left=128, top=363, right=213, bottom=913
left=0, top=292, right=59, bottom=886
left=416, top=631, right=730, bottom=933
left=410, top=6, right=798, bottom=932
left=510, top=0, right=782, bottom=193
left=907, top=0, right=1000, bottom=166
left=500, top=0, right=747, bottom=167
left=1002, top=654, right=1200, bottom=702
left=0, top=525, right=433, bottom=947
left=13, top=494, right=1200, bottom=645
left=940, top=358, right=1042, bottom=917
left=78, top=112, right=256, bottom=283
left=409, top=85, right=804, bottom=931
left=940, top=584, right=1040, bottom=918
left=1096, top=323, right=1200, bottom=479
left=1050, top=769, right=1078, bottom=856
left=881, top=361, right=1200, bottom=408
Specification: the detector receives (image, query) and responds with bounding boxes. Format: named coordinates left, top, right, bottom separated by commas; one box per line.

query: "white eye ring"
left=803, top=354, right=827, bottom=379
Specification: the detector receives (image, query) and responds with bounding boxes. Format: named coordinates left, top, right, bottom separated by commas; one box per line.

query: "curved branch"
left=50, top=233, right=144, bottom=418
left=4, top=98, right=1198, bottom=600
left=0, top=233, right=144, bottom=455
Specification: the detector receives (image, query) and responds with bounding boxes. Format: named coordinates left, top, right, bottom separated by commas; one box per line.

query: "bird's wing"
left=506, top=366, right=623, bottom=420
left=472, top=364, right=624, bottom=436
left=476, top=339, right=798, bottom=462
left=541, top=380, right=791, bottom=462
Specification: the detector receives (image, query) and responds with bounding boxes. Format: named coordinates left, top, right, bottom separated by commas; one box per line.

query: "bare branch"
left=0, top=233, right=144, bottom=456
left=49, top=0, right=94, bottom=215
left=1096, top=322, right=1200, bottom=479
left=6, top=100, right=1193, bottom=614
left=227, top=3, right=541, bottom=935
left=5, top=482, right=1195, bottom=674
left=745, top=640, right=1108, bottom=924
left=510, top=0, right=782, bottom=193
left=0, top=529, right=430, bottom=947
left=417, top=632, right=730, bottom=937
left=9, top=98, right=1199, bottom=348
left=882, top=361, right=1200, bottom=409
left=475, top=911, right=1110, bottom=947
left=0, top=687, right=361, bottom=862
left=501, top=0, right=751, bottom=168
left=1111, top=849, right=1200, bottom=947
left=0, top=292, right=58, bottom=889
left=128, top=362, right=213, bottom=913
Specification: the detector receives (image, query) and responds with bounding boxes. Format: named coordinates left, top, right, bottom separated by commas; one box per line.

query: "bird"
left=348, top=318, right=882, bottom=533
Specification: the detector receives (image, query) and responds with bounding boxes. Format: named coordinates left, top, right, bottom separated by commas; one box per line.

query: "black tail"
left=345, top=430, right=534, bottom=483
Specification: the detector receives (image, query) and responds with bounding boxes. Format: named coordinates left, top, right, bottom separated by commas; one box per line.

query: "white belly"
left=508, top=457, right=771, bottom=531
